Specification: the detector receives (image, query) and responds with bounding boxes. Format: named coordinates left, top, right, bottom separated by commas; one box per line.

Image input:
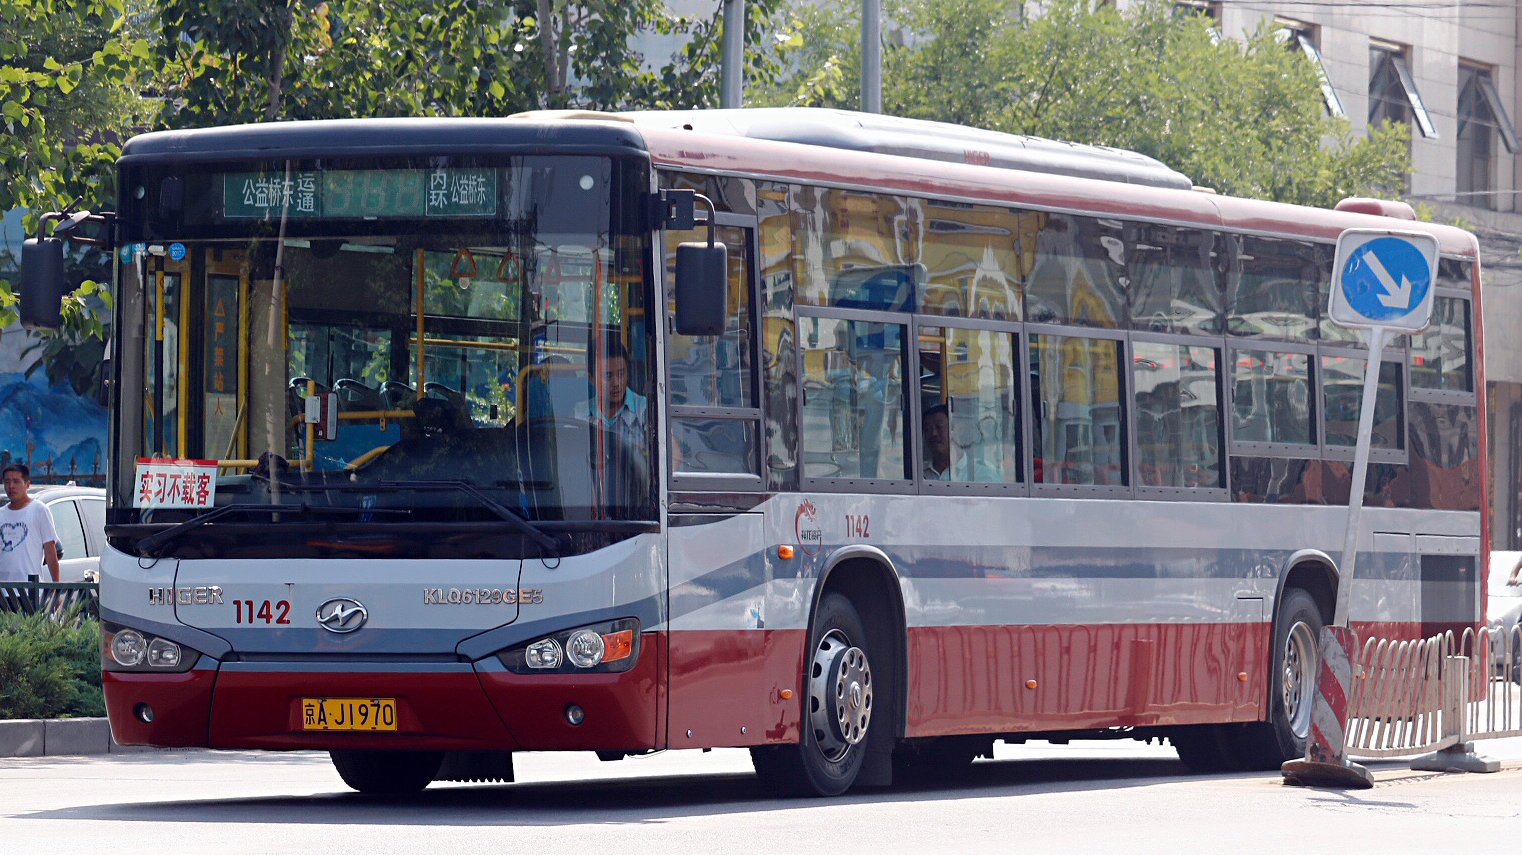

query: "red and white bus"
left=33, top=108, right=1485, bottom=795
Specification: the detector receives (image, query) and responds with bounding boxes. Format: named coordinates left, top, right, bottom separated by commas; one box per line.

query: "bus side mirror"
left=674, top=242, right=727, bottom=336
left=20, top=237, right=66, bottom=331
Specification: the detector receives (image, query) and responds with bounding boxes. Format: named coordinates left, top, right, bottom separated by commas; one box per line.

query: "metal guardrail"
left=0, top=575, right=99, bottom=618
left=1344, top=626, right=1522, bottom=766
left=1468, top=625, right=1522, bottom=742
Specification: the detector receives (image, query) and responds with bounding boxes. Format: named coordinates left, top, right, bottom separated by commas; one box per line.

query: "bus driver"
left=575, top=333, right=648, bottom=451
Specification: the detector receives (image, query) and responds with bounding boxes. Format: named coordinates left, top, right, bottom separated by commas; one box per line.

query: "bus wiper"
left=136, top=503, right=411, bottom=557
left=380, top=480, right=560, bottom=557
left=251, top=479, right=561, bottom=556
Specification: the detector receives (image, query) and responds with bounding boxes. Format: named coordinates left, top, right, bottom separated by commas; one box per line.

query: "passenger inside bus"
left=921, top=404, right=996, bottom=481
left=574, top=333, right=648, bottom=457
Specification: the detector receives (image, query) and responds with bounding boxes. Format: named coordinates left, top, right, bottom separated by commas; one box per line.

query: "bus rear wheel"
left=1230, top=587, right=1323, bottom=770
left=330, top=749, right=444, bottom=794
left=1171, top=724, right=1251, bottom=773
left=751, top=592, right=874, bottom=797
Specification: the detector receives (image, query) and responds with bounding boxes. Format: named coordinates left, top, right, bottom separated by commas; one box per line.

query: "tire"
left=1171, top=725, right=1241, bottom=773
left=330, top=749, right=444, bottom=794
left=892, top=736, right=988, bottom=782
left=751, top=592, right=875, bottom=797
left=1228, top=587, right=1323, bottom=770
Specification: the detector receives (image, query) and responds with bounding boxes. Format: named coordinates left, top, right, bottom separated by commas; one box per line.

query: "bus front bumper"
left=103, top=639, right=661, bottom=752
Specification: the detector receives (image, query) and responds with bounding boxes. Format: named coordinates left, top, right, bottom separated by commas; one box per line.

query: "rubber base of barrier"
left=1409, top=742, right=1500, bottom=774
left=1280, top=758, right=1375, bottom=789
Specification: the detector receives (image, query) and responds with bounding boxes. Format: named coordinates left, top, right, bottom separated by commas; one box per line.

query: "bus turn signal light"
left=601, top=629, right=635, bottom=662
left=777, top=545, right=794, bottom=560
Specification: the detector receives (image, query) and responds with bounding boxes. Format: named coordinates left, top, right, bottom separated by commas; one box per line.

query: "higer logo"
left=795, top=499, right=823, bottom=557
left=315, top=598, right=369, bottom=634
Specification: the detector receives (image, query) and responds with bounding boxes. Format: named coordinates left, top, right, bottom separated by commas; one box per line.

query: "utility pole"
left=721, top=0, right=744, bottom=108
left=861, top=0, right=881, bottom=113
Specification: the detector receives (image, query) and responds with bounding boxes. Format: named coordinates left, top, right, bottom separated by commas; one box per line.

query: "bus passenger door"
left=201, top=250, right=247, bottom=460
left=661, top=216, right=778, bottom=746
left=144, top=252, right=192, bottom=458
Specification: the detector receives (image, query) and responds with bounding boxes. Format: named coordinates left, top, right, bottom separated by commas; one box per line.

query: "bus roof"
left=116, top=111, right=1480, bottom=259
left=618, top=108, right=1197, bottom=191
left=116, top=116, right=648, bottom=163
left=618, top=111, right=1478, bottom=259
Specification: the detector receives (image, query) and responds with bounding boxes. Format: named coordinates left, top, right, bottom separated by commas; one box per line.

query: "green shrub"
left=0, top=608, right=105, bottom=719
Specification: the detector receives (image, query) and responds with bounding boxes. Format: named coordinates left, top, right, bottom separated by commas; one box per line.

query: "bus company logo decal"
left=315, top=598, right=369, bottom=634
left=795, top=500, right=823, bottom=556
left=148, top=585, right=224, bottom=606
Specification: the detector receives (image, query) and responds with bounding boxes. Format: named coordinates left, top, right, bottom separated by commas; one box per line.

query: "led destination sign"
left=223, top=167, right=498, bottom=219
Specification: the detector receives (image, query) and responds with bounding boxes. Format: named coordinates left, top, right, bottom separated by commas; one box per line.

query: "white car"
left=28, top=484, right=107, bottom=584
left=1487, top=551, right=1522, bottom=682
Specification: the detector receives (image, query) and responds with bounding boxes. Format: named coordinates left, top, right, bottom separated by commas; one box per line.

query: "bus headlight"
left=497, top=618, right=639, bottom=674
left=147, top=638, right=183, bottom=669
left=525, top=638, right=563, bottom=669
left=102, top=621, right=200, bottom=673
left=566, top=629, right=605, bottom=669
left=110, top=629, right=147, bottom=667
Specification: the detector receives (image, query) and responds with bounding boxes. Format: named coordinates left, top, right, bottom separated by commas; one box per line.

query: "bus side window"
left=1030, top=333, right=1126, bottom=487
left=1132, top=341, right=1223, bottom=489
left=1230, top=348, right=1314, bottom=447
left=1410, top=294, right=1472, bottom=393
left=799, top=317, right=908, bottom=481
left=1229, top=235, right=1322, bottom=343
left=918, top=325, right=1021, bottom=484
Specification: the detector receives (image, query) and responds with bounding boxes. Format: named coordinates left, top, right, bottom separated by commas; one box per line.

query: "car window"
left=48, top=500, right=88, bottom=562
left=78, top=498, right=105, bottom=554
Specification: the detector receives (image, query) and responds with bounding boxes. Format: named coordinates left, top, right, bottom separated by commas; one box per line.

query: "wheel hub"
left=808, top=630, right=873, bottom=761
left=1282, top=620, right=1317, bottom=740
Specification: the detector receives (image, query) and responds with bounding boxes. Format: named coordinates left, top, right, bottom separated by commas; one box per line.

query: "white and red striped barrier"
left=1282, top=625, right=1375, bottom=788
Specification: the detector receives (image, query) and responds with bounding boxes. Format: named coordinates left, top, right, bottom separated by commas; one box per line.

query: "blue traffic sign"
left=1328, top=229, right=1438, bottom=333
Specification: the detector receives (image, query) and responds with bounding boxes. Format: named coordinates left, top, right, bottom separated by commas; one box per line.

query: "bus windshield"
left=113, top=155, right=654, bottom=549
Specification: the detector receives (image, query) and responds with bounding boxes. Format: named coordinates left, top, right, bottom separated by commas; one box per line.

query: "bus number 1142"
left=234, top=599, right=292, bottom=625
left=845, top=514, right=870, bottom=538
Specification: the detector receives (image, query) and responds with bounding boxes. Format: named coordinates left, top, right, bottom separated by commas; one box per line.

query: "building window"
left=1280, top=21, right=1344, bottom=118
left=1369, top=42, right=1436, bottom=139
left=1173, top=1, right=1220, bottom=21
left=1457, top=63, right=1519, bottom=210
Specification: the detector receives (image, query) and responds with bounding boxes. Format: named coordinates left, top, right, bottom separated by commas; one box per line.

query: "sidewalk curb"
left=0, top=718, right=154, bottom=757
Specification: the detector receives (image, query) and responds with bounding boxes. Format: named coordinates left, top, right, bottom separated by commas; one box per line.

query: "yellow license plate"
left=301, top=697, right=397, bottom=731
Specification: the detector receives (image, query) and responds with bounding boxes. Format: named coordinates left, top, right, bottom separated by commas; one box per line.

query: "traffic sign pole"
left=1333, top=325, right=1387, bottom=627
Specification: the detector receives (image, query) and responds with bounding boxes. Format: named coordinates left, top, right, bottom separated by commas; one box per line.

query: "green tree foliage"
left=0, top=0, right=147, bottom=217
left=0, top=0, right=145, bottom=353
left=153, top=0, right=786, bottom=126
left=0, top=609, right=104, bottom=720
left=756, top=0, right=1409, bottom=208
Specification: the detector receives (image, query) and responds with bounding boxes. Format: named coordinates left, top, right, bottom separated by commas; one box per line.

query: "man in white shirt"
left=922, top=404, right=998, bottom=482
left=574, top=334, right=648, bottom=450
left=0, top=464, right=60, bottom=583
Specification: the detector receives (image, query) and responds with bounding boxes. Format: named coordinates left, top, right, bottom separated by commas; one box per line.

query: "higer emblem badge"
left=315, top=598, right=369, bottom=634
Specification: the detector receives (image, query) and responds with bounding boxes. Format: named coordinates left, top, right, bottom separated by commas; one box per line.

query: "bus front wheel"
left=330, top=749, right=443, bottom=794
left=751, top=592, right=874, bottom=797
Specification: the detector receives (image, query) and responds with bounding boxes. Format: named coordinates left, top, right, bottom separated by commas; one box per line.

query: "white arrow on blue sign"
left=1327, top=228, right=1439, bottom=333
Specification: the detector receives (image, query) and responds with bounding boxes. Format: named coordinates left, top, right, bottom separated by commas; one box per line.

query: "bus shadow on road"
left=23, top=754, right=1246, bottom=826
